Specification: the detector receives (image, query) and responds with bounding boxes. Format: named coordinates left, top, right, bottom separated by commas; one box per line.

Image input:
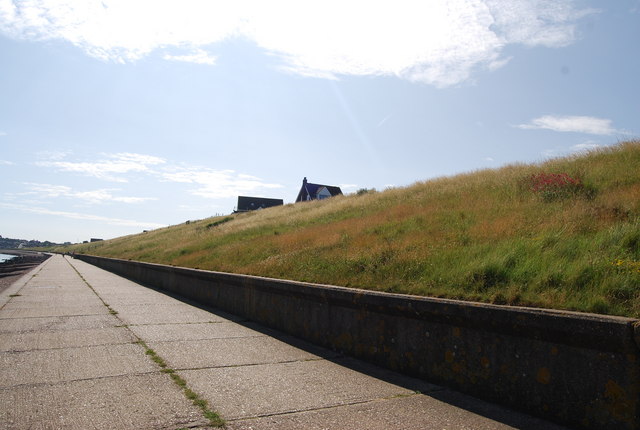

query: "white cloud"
left=0, top=131, right=7, bottom=136
left=0, top=0, right=245, bottom=62
left=164, top=48, right=216, bottom=65
left=542, top=141, right=608, bottom=158
left=0, top=159, right=14, bottom=165
left=570, top=142, right=604, bottom=152
left=22, top=183, right=156, bottom=204
left=23, top=183, right=71, bottom=198
left=339, top=184, right=359, bottom=192
left=34, top=151, right=283, bottom=200
left=484, top=0, right=594, bottom=47
left=0, top=202, right=166, bottom=228
left=516, top=115, right=620, bottom=135
left=161, top=167, right=283, bottom=199
left=36, top=152, right=166, bottom=182
left=0, top=0, right=595, bottom=87
left=36, top=150, right=72, bottom=160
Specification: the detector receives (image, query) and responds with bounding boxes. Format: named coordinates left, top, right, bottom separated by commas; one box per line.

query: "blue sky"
left=1, top=0, right=638, bottom=243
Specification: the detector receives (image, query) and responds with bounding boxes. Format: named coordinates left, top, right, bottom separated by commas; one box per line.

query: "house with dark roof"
left=295, top=177, right=343, bottom=202
left=235, top=196, right=284, bottom=212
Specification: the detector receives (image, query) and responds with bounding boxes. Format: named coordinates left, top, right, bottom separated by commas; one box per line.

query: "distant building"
left=295, top=177, right=343, bottom=202
left=90, top=238, right=103, bottom=242
left=235, top=196, right=284, bottom=213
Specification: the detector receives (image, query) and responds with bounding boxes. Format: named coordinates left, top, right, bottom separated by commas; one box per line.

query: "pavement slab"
left=0, top=314, right=120, bottom=334
left=4, top=294, right=99, bottom=305
left=0, top=373, right=208, bottom=430
left=128, top=321, right=265, bottom=342
left=179, top=359, right=434, bottom=420
left=225, top=393, right=567, bottom=430
left=0, top=304, right=107, bottom=319
left=91, top=287, right=188, bottom=306
left=0, top=326, right=136, bottom=352
left=148, top=336, right=336, bottom=370
left=0, top=343, right=158, bottom=387
left=111, top=303, right=229, bottom=325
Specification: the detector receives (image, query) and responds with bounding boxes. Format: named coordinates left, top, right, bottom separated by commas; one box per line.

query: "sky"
left=0, top=0, right=638, bottom=244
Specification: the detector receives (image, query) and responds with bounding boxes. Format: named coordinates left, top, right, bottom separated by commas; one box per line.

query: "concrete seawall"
left=74, top=254, right=640, bottom=430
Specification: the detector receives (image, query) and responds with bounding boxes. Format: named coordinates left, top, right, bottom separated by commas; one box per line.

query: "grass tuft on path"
left=136, top=341, right=225, bottom=427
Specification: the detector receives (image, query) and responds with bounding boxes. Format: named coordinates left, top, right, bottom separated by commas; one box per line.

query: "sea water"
left=0, top=253, right=17, bottom=263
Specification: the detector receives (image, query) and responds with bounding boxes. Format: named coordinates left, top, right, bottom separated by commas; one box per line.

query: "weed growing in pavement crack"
left=170, top=372, right=186, bottom=387
left=135, top=340, right=225, bottom=427
left=136, top=340, right=168, bottom=368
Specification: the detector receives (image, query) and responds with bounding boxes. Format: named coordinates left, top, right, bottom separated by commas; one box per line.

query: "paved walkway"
left=0, top=255, right=569, bottom=429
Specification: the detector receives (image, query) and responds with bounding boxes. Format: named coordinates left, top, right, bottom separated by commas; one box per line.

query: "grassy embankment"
left=59, top=141, right=640, bottom=317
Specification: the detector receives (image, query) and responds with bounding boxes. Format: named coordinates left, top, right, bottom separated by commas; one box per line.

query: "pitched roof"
left=236, top=196, right=283, bottom=212
left=295, top=177, right=342, bottom=202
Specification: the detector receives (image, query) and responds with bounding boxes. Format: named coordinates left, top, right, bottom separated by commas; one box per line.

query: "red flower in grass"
left=529, top=173, right=583, bottom=201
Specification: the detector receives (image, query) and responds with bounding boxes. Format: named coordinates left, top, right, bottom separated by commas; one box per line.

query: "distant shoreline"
left=0, top=250, right=50, bottom=294
left=0, top=249, right=44, bottom=254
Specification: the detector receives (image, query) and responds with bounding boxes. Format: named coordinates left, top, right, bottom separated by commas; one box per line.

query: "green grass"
left=136, top=340, right=225, bottom=427
left=57, top=141, right=640, bottom=317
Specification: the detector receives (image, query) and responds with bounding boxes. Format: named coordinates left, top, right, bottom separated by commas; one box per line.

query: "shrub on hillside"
left=356, top=188, right=376, bottom=195
left=528, top=172, right=594, bottom=202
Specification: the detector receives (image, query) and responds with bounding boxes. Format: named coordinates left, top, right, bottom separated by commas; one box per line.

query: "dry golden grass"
left=59, top=141, right=640, bottom=317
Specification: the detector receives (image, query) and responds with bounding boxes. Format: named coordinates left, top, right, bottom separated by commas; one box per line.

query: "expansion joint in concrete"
left=3, top=339, right=138, bottom=354
left=0, top=313, right=115, bottom=322
left=0, top=369, right=160, bottom=391
left=174, top=356, right=328, bottom=373
left=227, top=394, right=419, bottom=424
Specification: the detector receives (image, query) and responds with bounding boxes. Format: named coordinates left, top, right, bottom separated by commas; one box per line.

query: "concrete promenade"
left=0, top=255, right=569, bottom=429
